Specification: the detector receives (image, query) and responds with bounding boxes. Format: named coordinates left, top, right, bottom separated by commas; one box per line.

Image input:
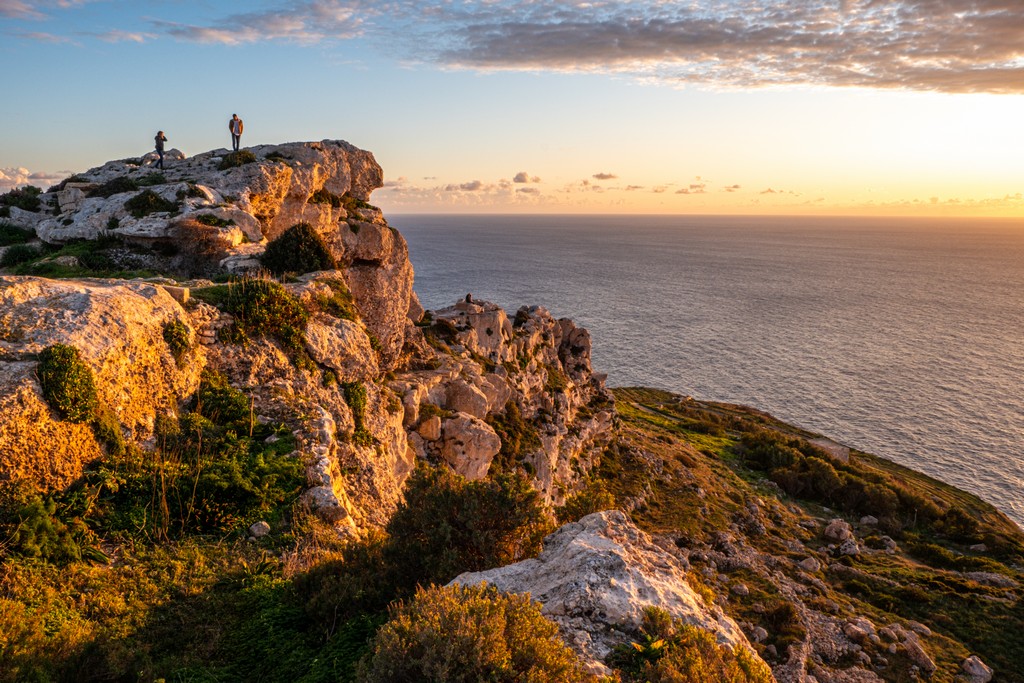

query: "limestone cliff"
left=0, top=140, right=613, bottom=529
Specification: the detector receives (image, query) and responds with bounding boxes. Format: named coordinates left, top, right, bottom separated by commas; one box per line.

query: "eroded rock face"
left=0, top=276, right=201, bottom=489
left=450, top=510, right=763, bottom=677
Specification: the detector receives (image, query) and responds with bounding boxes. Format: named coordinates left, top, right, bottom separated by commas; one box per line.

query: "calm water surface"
left=390, top=214, right=1024, bottom=528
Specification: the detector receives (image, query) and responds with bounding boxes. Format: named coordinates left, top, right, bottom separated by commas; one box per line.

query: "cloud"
left=724, top=184, right=741, bottom=193
left=0, top=0, right=43, bottom=19
left=15, top=31, right=75, bottom=43
left=0, top=167, right=69, bottom=192
left=625, top=185, right=644, bottom=191
left=676, top=183, right=707, bottom=195
left=427, top=1, right=1024, bottom=94
left=592, top=172, right=617, bottom=180
left=94, top=29, right=155, bottom=43
left=512, top=171, right=541, bottom=183
left=517, top=187, right=540, bottom=194
left=157, top=0, right=363, bottom=45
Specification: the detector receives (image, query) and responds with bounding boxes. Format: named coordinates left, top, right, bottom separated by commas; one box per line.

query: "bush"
left=0, top=222, right=34, bottom=246
left=261, top=223, right=336, bottom=275
left=308, top=188, right=343, bottom=208
left=385, top=465, right=552, bottom=590
left=357, top=583, right=592, bottom=683
left=610, top=607, right=773, bottom=683
left=171, top=218, right=233, bottom=277
left=0, top=185, right=42, bottom=212
left=487, top=401, right=542, bottom=472
left=124, top=189, right=178, bottom=218
left=218, top=150, right=257, bottom=170
left=194, top=369, right=251, bottom=430
left=0, top=482, right=100, bottom=564
left=88, top=176, right=139, bottom=198
left=312, top=277, right=358, bottom=321
left=136, top=172, right=167, bottom=187
left=37, top=344, right=98, bottom=423
left=556, top=481, right=616, bottom=524
left=343, top=381, right=372, bottom=445
left=0, top=243, right=41, bottom=267
left=195, top=213, right=235, bottom=227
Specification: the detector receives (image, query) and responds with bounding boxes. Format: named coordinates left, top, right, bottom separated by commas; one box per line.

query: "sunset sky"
left=1, top=0, right=1022, bottom=216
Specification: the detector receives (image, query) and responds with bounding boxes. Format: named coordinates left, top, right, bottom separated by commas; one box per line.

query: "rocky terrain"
left=1, top=142, right=1021, bottom=683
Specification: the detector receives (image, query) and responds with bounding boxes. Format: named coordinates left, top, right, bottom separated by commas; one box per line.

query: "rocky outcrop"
left=0, top=277, right=201, bottom=490
left=451, top=510, right=764, bottom=677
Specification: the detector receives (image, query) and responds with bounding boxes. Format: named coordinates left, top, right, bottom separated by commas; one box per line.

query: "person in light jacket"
left=228, top=114, right=244, bottom=151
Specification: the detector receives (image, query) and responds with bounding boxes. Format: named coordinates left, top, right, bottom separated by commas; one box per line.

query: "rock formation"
left=451, top=510, right=764, bottom=677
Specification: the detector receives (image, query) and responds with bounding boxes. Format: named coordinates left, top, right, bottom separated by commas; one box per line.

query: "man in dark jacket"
left=229, top=114, right=244, bottom=151
left=154, top=131, right=167, bottom=169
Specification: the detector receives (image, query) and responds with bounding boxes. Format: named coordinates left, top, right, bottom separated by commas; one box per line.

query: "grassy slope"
left=606, top=387, right=1024, bottom=683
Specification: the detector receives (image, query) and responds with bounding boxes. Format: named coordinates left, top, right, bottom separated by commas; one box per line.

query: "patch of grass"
left=124, top=189, right=178, bottom=218
left=38, top=344, right=99, bottom=423
left=308, top=188, right=344, bottom=208
left=343, top=381, right=373, bottom=446
left=195, top=213, right=236, bottom=227
left=88, top=176, right=138, bottom=198
left=218, top=150, right=257, bottom=170
left=487, top=400, right=542, bottom=473
left=223, top=277, right=310, bottom=359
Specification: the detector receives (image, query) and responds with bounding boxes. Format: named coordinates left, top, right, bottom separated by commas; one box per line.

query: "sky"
left=1, top=0, right=1023, bottom=216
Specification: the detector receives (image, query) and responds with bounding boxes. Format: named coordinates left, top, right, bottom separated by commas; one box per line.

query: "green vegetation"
left=261, top=222, right=337, bottom=275
left=162, top=319, right=191, bottom=366
left=124, top=189, right=178, bottom=218
left=0, top=243, right=42, bottom=267
left=38, top=343, right=98, bottom=423
left=0, top=185, right=43, bottom=212
left=88, top=176, right=138, bottom=198
left=0, top=222, right=34, bottom=246
left=556, top=479, right=615, bottom=524
left=487, top=400, right=542, bottom=472
left=136, top=172, right=167, bottom=187
left=309, top=187, right=344, bottom=208
left=7, top=236, right=157, bottom=279
left=312, top=277, right=358, bottom=321
left=193, top=277, right=311, bottom=364
left=341, top=192, right=378, bottom=214
left=195, top=213, right=236, bottom=227
left=343, top=381, right=373, bottom=446
left=610, top=607, right=773, bottom=683
left=608, top=387, right=1024, bottom=681
left=218, top=149, right=258, bottom=170
left=357, top=583, right=593, bottom=682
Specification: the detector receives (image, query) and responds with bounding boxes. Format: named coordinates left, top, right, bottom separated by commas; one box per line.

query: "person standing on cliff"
left=154, top=131, right=167, bottom=169
left=228, top=114, right=244, bottom=151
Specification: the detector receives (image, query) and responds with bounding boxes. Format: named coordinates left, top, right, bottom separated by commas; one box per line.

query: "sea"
left=389, top=214, right=1024, bottom=529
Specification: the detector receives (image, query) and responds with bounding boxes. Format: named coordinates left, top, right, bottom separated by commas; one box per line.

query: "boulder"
left=824, top=518, right=854, bottom=543
left=445, top=379, right=489, bottom=419
left=440, top=413, right=501, bottom=480
left=451, top=511, right=761, bottom=676
left=962, top=655, right=993, bottom=683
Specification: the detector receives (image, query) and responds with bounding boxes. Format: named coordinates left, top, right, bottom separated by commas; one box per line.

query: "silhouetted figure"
left=228, top=114, right=244, bottom=151
left=465, top=293, right=473, bottom=303
left=154, top=131, right=167, bottom=169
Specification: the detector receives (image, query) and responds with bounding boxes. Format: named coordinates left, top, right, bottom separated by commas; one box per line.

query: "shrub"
left=308, top=187, right=343, bottom=208
left=136, top=172, right=167, bottom=187
left=88, top=176, right=138, bottom=198
left=610, top=607, right=773, bottom=683
left=487, top=401, right=542, bottom=471
left=384, top=465, right=552, bottom=590
left=37, top=344, right=98, bottom=423
left=261, top=223, right=336, bottom=275
left=0, top=185, right=42, bottom=212
left=218, top=150, right=257, bottom=170
left=224, top=277, right=310, bottom=358
left=341, top=192, right=377, bottom=214
left=556, top=480, right=616, bottom=524
left=195, top=213, right=235, bottom=227
left=0, top=482, right=100, bottom=564
left=357, top=583, right=592, bottom=683
left=124, top=189, right=178, bottom=218
left=194, top=369, right=251, bottom=430
left=0, top=222, right=34, bottom=246
left=0, top=243, right=41, bottom=267
left=162, top=319, right=191, bottom=366
left=92, top=403, right=125, bottom=457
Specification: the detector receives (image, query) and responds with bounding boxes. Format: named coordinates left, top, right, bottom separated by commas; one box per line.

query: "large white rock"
left=450, top=510, right=760, bottom=675
left=440, top=413, right=501, bottom=480
left=962, top=655, right=993, bottom=683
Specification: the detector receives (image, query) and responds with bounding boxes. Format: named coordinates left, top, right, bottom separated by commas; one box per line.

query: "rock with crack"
left=450, top=510, right=765, bottom=677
